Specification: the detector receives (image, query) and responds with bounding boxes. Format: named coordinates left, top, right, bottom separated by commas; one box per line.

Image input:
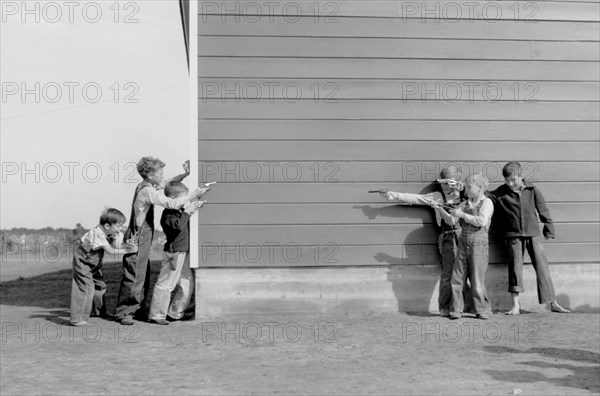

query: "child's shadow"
left=29, top=309, right=72, bottom=326
left=354, top=205, right=430, bottom=222
left=483, top=345, right=600, bottom=392
left=356, top=185, right=442, bottom=314
left=375, top=252, right=440, bottom=315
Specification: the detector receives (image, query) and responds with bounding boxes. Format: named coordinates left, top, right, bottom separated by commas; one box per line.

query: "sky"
left=1, top=0, right=192, bottom=229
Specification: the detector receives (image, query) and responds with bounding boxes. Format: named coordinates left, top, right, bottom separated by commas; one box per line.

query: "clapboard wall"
left=196, top=0, right=600, bottom=268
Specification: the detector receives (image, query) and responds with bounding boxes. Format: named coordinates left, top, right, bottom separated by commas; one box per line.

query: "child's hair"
left=99, top=208, right=126, bottom=225
left=164, top=181, right=189, bottom=198
left=466, top=173, right=489, bottom=191
left=502, top=161, right=522, bottom=178
left=439, top=165, right=462, bottom=180
left=137, top=156, right=166, bottom=178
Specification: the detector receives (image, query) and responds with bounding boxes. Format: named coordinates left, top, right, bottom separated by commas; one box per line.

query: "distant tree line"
left=0, top=225, right=166, bottom=258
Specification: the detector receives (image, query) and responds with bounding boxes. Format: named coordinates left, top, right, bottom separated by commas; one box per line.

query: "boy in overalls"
left=380, top=165, right=474, bottom=317
left=70, top=208, right=135, bottom=326
left=438, top=174, right=494, bottom=320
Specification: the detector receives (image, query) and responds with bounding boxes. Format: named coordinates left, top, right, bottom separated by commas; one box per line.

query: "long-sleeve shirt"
left=487, top=182, right=555, bottom=238
left=387, top=191, right=462, bottom=228
left=446, top=195, right=494, bottom=229
left=133, top=180, right=189, bottom=229
left=160, top=208, right=191, bottom=252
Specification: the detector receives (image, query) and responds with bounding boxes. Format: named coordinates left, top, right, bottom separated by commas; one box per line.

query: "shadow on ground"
left=483, top=345, right=600, bottom=393
left=0, top=260, right=162, bottom=316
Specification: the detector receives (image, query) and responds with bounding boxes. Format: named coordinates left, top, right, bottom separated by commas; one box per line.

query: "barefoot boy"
left=488, top=161, right=569, bottom=315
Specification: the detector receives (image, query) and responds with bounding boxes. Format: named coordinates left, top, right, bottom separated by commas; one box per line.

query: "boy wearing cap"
left=488, top=161, right=569, bottom=315
left=380, top=165, right=474, bottom=317
left=437, top=174, right=494, bottom=320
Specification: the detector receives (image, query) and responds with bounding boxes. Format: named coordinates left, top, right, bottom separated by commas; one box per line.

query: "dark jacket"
left=488, top=182, right=555, bottom=239
left=160, top=208, right=190, bottom=253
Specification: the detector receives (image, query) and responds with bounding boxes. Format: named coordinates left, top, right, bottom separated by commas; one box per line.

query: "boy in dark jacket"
left=148, top=181, right=204, bottom=325
left=115, top=158, right=207, bottom=325
left=488, top=161, right=569, bottom=315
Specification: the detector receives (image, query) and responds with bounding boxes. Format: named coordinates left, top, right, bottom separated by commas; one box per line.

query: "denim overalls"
left=450, top=199, right=492, bottom=316
left=70, top=238, right=108, bottom=323
left=115, top=181, right=155, bottom=321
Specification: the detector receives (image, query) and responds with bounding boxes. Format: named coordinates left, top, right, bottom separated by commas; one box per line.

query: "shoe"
left=450, top=312, right=461, bottom=320
left=167, top=315, right=194, bottom=322
left=120, top=317, right=135, bottom=326
left=182, top=311, right=195, bottom=321
left=476, top=313, right=489, bottom=320
left=148, top=318, right=169, bottom=325
left=439, top=309, right=450, bottom=318
left=70, top=321, right=88, bottom=327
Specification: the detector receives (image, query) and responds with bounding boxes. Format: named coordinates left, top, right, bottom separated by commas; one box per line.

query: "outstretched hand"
left=123, top=232, right=139, bottom=253
left=184, top=200, right=205, bottom=215
left=193, top=187, right=210, bottom=198
left=450, top=208, right=464, bottom=218
left=378, top=189, right=394, bottom=201
left=427, top=199, right=440, bottom=209
left=429, top=200, right=451, bottom=217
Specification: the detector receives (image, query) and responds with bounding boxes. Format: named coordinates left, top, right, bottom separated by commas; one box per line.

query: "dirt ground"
left=1, top=260, right=599, bottom=396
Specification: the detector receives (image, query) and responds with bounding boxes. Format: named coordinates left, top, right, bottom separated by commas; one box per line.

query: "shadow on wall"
left=353, top=182, right=578, bottom=314
left=356, top=183, right=440, bottom=313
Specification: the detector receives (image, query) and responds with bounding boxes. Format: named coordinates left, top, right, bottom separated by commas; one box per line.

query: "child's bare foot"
left=551, top=302, right=570, bottom=313
left=505, top=306, right=520, bottom=315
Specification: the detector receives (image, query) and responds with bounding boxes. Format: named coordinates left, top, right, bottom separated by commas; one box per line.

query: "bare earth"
left=1, top=260, right=598, bottom=396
